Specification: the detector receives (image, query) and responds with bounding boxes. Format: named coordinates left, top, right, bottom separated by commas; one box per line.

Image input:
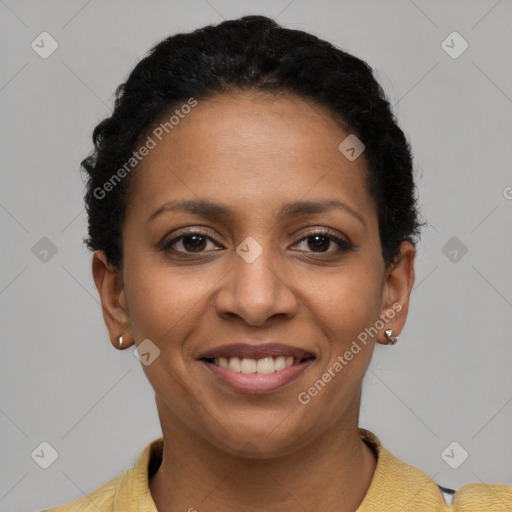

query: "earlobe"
left=91, top=250, right=133, bottom=349
left=377, top=242, right=416, bottom=345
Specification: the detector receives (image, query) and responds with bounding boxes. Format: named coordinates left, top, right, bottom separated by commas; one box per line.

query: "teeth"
left=212, top=355, right=297, bottom=373
left=256, top=357, right=274, bottom=374
left=228, top=356, right=241, bottom=372
left=240, top=358, right=257, bottom=373
left=274, top=356, right=286, bottom=371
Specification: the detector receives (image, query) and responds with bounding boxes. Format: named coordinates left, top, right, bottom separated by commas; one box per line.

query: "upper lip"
left=199, top=342, right=315, bottom=361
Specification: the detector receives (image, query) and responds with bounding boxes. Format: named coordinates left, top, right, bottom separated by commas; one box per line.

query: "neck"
left=149, top=399, right=377, bottom=512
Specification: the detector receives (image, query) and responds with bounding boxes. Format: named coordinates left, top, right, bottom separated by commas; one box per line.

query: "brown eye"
left=163, top=231, right=220, bottom=254
left=292, top=230, right=355, bottom=254
left=306, top=234, right=331, bottom=252
left=180, top=234, right=207, bottom=252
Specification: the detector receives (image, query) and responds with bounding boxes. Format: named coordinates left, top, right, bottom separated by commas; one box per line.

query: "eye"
left=161, top=228, right=355, bottom=256
left=292, top=229, right=354, bottom=254
left=162, top=230, right=221, bottom=254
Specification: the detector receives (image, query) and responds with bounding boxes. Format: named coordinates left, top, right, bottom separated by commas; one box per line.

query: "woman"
left=44, top=15, right=511, bottom=511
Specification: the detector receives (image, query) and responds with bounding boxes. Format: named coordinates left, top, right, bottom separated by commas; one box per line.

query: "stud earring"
left=384, top=329, right=398, bottom=345
left=118, top=336, right=124, bottom=348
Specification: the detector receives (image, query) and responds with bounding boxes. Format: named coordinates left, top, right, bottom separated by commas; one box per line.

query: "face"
left=93, top=90, right=415, bottom=458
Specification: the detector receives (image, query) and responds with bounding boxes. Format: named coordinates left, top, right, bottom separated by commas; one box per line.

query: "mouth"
left=198, top=343, right=316, bottom=394
left=202, top=355, right=313, bottom=373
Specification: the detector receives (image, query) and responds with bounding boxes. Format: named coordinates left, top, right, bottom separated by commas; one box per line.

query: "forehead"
left=127, top=90, right=376, bottom=223
left=148, top=90, right=352, bottom=163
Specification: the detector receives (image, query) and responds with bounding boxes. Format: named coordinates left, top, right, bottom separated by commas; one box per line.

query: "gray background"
left=1, top=0, right=511, bottom=510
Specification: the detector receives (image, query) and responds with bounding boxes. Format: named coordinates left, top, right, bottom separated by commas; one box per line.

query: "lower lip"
left=201, top=359, right=314, bottom=394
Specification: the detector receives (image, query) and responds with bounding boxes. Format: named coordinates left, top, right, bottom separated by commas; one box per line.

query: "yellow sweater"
left=43, top=428, right=511, bottom=511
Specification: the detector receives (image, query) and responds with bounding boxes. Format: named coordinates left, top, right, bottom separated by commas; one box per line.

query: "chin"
left=201, top=411, right=316, bottom=459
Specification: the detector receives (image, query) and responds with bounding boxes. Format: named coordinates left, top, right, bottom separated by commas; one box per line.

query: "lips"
left=198, top=342, right=315, bottom=394
left=199, top=342, right=314, bottom=361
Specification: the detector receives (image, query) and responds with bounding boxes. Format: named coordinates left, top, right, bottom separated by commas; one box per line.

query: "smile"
left=207, top=355, right=307, bottom=373
left=199, top=342, right=315, bottom=394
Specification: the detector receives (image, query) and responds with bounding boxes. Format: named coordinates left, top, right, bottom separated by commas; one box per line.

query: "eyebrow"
left=147, top=198, right=366, bottom=228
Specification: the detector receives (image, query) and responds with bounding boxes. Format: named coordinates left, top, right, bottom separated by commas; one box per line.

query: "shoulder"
left=358, top=428, right=448, bottom=510
left=450, top=482, right=512, bottom=511
left=357, top=428, right=512, bottom=511
left=41, top=437, right=164, bottom=511
left=41, top=473, right=122, bottom=511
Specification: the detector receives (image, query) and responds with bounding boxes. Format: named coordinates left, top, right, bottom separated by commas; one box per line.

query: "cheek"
left=304, top=265, right=382, bottom=343
left=123, top=261, right=209, bottom=406
left=294, top=271, right=380, bottom=423
left=123, top=258, right=208, bottom=343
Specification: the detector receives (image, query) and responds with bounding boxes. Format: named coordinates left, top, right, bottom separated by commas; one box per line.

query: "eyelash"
left=161, top=228, right=355, bottom=256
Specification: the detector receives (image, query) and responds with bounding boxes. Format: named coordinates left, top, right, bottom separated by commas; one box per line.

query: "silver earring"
left=118, top=336, right=124, bottom=348
left=384, top=329, right=398, bottom=345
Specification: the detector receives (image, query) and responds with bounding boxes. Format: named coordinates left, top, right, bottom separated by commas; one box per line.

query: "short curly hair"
left=81, top=15, right=424, bottom=270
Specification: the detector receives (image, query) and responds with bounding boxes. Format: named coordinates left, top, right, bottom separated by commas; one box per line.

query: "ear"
left=92, top=250, right=132, bottom=350
left=377, top=241, right=416, bottom=345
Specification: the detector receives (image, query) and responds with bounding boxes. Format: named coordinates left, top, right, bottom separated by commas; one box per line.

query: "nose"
left=214, top=241, right=298, bottom=326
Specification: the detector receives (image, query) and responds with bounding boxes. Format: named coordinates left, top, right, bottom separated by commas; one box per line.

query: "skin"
left=92, top=90, right=415, bottom=512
